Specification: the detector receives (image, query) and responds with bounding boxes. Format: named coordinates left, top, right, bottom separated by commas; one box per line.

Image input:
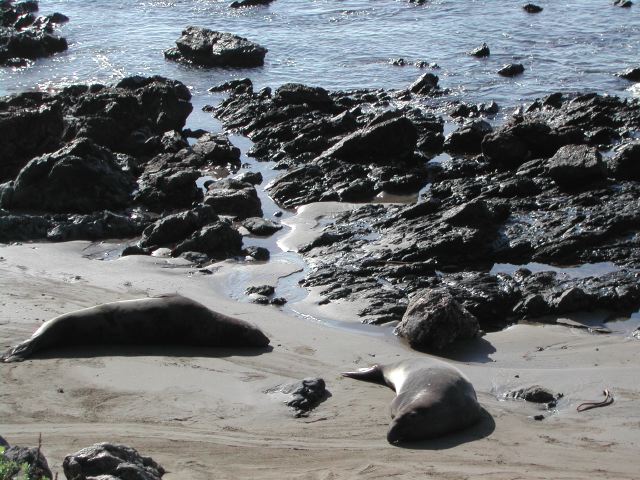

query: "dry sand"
left=1, top=202, right=639, bottom=479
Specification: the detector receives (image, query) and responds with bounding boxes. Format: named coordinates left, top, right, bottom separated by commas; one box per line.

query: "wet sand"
left=1, top=204, right=639, bottom=479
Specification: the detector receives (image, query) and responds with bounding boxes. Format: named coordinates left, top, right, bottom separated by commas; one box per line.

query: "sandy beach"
left=2, top=204, right=639, bottom=480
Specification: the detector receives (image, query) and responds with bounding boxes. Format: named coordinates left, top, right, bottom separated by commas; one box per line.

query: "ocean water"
left=1, top=0, right=639, bottom=111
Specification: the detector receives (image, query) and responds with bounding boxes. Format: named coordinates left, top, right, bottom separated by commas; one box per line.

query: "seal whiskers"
left=342, top=358, right=482, bottom=443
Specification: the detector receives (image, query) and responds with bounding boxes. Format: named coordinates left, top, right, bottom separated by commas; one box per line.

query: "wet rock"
left=507, top=385, right=556, bottom=403
left=613, top=0, right=633, bottom=7
left=2, top=138, right=135, bottom=213
left=443, top=119, right=492, bottom=154
left=321, top=116, right=417, bottom=164
left=171, top=221, right=243, bottom=259
left=2, top=443, right=53, bottom=480
left=408, top=73, right=439, bottom=95
left=607, top=141, right=640, bottom=180
left=46, top=210, right=150, bottom=241
left=204, top=178, right=262, bottom=218
left=139, top=204, right=218, bottom=249
left=63, top=443, right=164, bottom=480
left=209, top=77, right=253, bottom=95
left=164, top=26, right=267, bottom=67
left=498, top=63, right=525, bottom=77
left=270, top=296, right=287, bottom=305
left=617, top=67, right=640, bottom=82
left=233, top=170, right=263, bottom=185
left=523, top=3, right=543, bottom=13
left=469, top=43, right=490, bottom=57
left=244, top=245, right=270, bottom=260
left=121, top=244, right=148, bottom=257
left=394, top=289, right=481, bottom=350
left=191, top=132, right=241, bottom=166
left=546, top=144, right=606, bottom=188
left=246, top=284, right=275, bottom=296
left=267, top=378, right=330, bottom=417
left=274, top=83, right=333, bottom=107
left=135, top=168, right=202, bottom=211
left=230, top=0, right=275, bottom=7
left=242, top=217, right=282, bottom=236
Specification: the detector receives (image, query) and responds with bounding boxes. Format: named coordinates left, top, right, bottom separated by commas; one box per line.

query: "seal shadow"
left=413, top=337, right=497, bottom=364
left=28, top=344, right=273, bottom=360
left=393, top=407, right=495, bottom=450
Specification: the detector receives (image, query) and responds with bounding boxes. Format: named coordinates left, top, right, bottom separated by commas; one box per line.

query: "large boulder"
left=320, top=116, right=417, bottom=164
left=63, top=443, right=164, bottom=480
left=139, top=204, right=218, bottom=248
left=2, top=138, right=135, bottom=213
left=204, top=178, right=262, bottom=218
left=546, top=144, right=607, bottom=188
left=164, top=26, right=267, bottom=67
left=394, top=289, right=481, bottom=350
left=171, top=221, right=243, bottom=258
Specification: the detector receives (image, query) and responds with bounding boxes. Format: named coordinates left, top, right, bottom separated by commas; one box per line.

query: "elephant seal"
left=342, top=358, right=481, bottom=443
left=1, top=294, right=270, bottom=362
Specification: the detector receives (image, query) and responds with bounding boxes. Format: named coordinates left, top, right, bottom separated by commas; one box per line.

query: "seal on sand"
left=1, top=294, right=270, bottom=362
left=342, top=358, right=481, bottom=443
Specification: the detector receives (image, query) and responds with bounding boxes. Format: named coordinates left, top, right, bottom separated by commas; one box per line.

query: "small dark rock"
left=242, top=217, right=283, bottom=236
left=617, top=67, right=640, bottom=82
left=246, top=284, right=275, bottom=296
left=507, top=385, right=557, bottom=403
left=267, top=377, right=330, bottom=417
left=230, top=0, right=275, bottom=7
left=498, top=63, right=525, bottom=77
left=409, top=73, right=439, bottom=94
left=270, top=296, right=287, bottom=306
left=523, top=4, right=543, bottom=13
left=245, top=245, right=270, bottom=260
left=469, top=43, right=490, bottom=57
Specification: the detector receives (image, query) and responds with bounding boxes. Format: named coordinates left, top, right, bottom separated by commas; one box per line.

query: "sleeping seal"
left=1, top=294, right=269, bottom=362
left=342, top=358, right=481, bottom=443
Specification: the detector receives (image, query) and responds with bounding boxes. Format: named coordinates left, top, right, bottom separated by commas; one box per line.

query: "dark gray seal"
left=342, top=358, right=481, bottom=443
left=1, top=294, right=269, bottom=362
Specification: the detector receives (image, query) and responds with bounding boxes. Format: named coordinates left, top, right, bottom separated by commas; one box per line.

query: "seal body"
left=1, top=294, right=270, bottom=362
left=342, top=358, right=481, bottom=443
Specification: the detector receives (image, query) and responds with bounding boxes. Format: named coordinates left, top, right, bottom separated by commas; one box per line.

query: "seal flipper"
left=1, top=340, right=34, bottom=363
left=341, top=365, right=384, bottom=383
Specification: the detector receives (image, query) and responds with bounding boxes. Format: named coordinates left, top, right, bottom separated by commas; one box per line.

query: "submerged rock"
left=617, top=67, right=640, bottom=82
left=522, top=3, right=543, bottom=13
left=469, top=43, right=490, bottom=57
left=63, top=443, right=164, bottom=480
left=164, top=26, right=267, bottom=67
left=498, top=63, right=525, bottom=77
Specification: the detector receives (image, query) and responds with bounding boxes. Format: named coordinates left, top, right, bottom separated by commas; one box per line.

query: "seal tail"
left=1, top=340, right=34, bottom=363
left=341, top=365, right=384, bottom=383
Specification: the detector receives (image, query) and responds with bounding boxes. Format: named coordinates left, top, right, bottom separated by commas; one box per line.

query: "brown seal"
left=342, top=358, right=482, bottom=443
left=1, top=294, right=269, bottom=362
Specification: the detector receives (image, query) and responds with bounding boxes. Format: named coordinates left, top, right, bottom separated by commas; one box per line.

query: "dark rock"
left=523, top=3, right=543, bottom=13
left=244, top=245, right=270, bottom=260
left=267, top=377, right=330, bottom=417
left=2, top=444, right=53, bottom=480
left=270, top=296, right=287, bottom=305
left=321, top=116, right=417, bottom=164
left=139, top=204, right=218, bottom=248
left=63, top=443, right=164, bottom=480
left=0, top=435, right=8, bottom=447
left=233, top=171, right=263, bottom=185
left=3, top=138, right=135, bottom=213
left=274, top=83, right=332, bottom=107
left=608, top=142, right=640, bottom=180
left=171, top=221, right=243, bottom=259
left=191, top=132, right=241, bottom=166
left=498, top=63, right=525, bottom=77
left=613, top=0, right=633, bottom=7
left=469, top=43, right=490, bottom=57
left=209, top=78, right=253, bottom=95
left=121, top=244, right=148, bottom=257
left=135, top=168, right=202, bottom=212
left=230, top=0, right=275, bottom=7
left=444, top=119, right=492, bottom=154
left=46, top=210, right=150, bottom=241
left=617, top=67, right=640, bottom=82
left=0, top=12, right=68, bottom=66
left=546, top=144, right=606, bottom=188
left=246, top=284, right=275, bottom=296
left=394, top=289, right=481, bottom=350
left=408, top=73, right=439, bottom=94
left=204, top=178, right=262, bottom=218
left=507, top=385, right=556, bottom=403
left=164, top=26, right=267, bottom=67
left=242, top=217, right=282, bottom=236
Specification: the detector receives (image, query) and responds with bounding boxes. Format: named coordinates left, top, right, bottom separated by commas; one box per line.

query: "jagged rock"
left=1, top=443, right=53, bottom=480
left=191, top=133, right=241, bottom=166
left=46, top=211, right=150, bottom=241
left=135, top=168, right=202, bottom=211
left=233, top=171, right=263, bottom=185
left=63, top=443, right=164, bottom=480
left=608, top=142, right=640, bottom=180
left=617, top=68, right=640, bottom=82
left=230, top=0, right=275, bottom=7
left=204, top=178, right=262, bottom=218
left=164, top=26, right=267, bottom=67
left=444, top=119, right=492, bottom=154
left=209, top=78, right=253, bottom=94
left=546, top=144, right=606, bottom=188
left=139, top=204, right=218, bottom=248
left=498, top=63, right=525, bottom=77
left=409, top=73, right=439, bottom=94
left=171, top=221, right=243, bottom=258
left=469, top=43, right=490, bottom=57
left=523, top=3, right=543, bottom=13
left=507, top=386, right=556, bottom=403
left=394, top=289, right=481, bottom=350
left=246, top=284, right=275, bottom=296
left=267, top=378, right=330, bottom=417
left=274, top=83, right=332, bottom=107
left=244, top=245, right=270, bottom=260
left=1, top=138, right=135, bottom=213
left=242, top=217, right=282, bottom=236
